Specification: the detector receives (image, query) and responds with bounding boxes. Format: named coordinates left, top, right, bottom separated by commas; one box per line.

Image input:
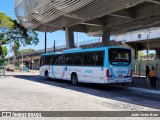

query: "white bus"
left=40, top=46, right=132, bottom=85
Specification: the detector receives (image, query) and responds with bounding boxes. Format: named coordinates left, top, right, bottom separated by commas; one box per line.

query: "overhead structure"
left=15, top=0, right=145, bottom=32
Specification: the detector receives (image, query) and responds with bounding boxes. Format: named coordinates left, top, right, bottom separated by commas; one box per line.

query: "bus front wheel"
left=71, top=74, right=78, bottom=86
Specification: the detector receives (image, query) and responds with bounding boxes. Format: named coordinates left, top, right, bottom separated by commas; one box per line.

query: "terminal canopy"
left=15, top=0, right=144, bottom=32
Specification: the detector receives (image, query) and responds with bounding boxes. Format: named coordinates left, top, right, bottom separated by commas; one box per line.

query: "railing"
left=7, top=38, right=102, bottom=59
left=133, top=60, right=160, bottom=78
left=75, top=38, right=102, bottom=46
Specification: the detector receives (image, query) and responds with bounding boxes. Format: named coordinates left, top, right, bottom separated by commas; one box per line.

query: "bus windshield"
left=109, top=48, right=131, bottom=66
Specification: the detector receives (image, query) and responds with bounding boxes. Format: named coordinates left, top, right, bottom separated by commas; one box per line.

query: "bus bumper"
left=105, top=78, right=132, bottom=84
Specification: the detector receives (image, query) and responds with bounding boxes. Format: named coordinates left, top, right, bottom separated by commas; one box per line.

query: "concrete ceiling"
left=15, top=0, right=160, bottom=36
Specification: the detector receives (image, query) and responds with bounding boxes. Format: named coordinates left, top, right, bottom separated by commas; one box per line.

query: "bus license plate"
left=118, top=75, right=123, bottom=78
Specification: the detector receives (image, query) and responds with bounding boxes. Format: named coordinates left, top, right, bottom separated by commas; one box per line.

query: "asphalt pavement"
left=1, top=71, right=160, bottom=91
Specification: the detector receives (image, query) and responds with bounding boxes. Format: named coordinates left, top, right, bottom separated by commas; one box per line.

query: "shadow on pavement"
left=12, top=74, right=160, bottom=110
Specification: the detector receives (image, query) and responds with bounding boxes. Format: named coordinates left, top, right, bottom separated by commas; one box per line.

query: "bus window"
left=95, top=51, right=104, bottom=66
left=54, top=55, right=59, bottom=65
left=52, top=56, right=56, bottom=65
left=55, top=55, right=65, bottom=65
left=45, top=56, right=53, bottom=65
left=58, top=55, right=65, bottom=65
left=73, top=53, right=84, bottom=65
left=84, top=52, right=95, bottom=66
left=65, top=54, right=73, bottom=65
left=40, top=56, right=45, bottom=66
left=109, top=48, right=131, bottom=66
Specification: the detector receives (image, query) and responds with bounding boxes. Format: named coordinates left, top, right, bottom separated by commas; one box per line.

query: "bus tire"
left=71, top=74, right=78, bottom=86
left=45, top=71, right=50, bottom=80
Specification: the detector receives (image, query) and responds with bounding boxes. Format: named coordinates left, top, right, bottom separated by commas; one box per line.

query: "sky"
left=0, top=0, right=100, bottom=56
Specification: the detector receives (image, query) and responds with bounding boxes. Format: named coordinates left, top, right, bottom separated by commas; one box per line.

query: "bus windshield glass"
left=109, top=48, right=131, bottom=66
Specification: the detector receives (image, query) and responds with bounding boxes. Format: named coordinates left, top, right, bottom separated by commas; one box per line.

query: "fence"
left=133, top=60, right=160, bottom=78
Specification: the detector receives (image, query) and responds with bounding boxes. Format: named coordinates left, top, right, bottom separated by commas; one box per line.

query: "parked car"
left=5, top=64, right=15, bottom=71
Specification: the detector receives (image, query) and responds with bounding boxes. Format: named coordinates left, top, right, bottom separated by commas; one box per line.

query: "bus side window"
left=58, top=55, right=65, bottom=65
left=45, top=56, right=48, bottom=65
left=52, top=56, right=56, bottom=65
left=54, top=55, right=59, bottom=65
left=95, top=51, right=104, bottom=66
left=40, top=56, right=45, bottom=66
left=84, top=52, right=95, bottom=66
left=47, top=56, right=53, bottom=65
left=65, top=54, right=73, bottom=65
left=74, top=53, right=84, bottom=65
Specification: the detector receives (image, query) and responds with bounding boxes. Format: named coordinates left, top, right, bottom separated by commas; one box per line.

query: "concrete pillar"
left=156, top=49, right=160, bottom=60
left=65, top=27, right=75, bottom=49
left=134, top=49, right=138, bottom=60
left=102, top=29, right=111, bottom=46
left=131, top=43, right=139, bottom=60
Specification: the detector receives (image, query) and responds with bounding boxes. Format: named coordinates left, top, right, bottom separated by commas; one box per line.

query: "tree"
left=0, top=45, right=7, bottom=59
left=0, top=45, right=7, bottom=66
left=0, top=12, right=13, bottom=29
left=138, top=51, right=145, bottom=60
left=2, top=46, right=7, bottom=58
left=0, top=12, right=14, bottom=45
left=148, top=53, right=156, bottom=59
left=6, top=20, right=39, bottom=46
left=12, top=43, right=19, bottom=56
left=0, top=12, right=39, bottom=55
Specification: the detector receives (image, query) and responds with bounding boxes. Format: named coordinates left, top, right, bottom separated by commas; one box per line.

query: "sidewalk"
left=127, top=77, right=160, bottom=91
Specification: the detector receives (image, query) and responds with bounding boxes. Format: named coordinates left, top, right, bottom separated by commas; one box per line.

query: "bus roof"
left=41, top=46, right=130, bottom=56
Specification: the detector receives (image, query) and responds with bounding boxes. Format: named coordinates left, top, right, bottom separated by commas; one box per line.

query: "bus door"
left=53, top=55, right=65, bottom=79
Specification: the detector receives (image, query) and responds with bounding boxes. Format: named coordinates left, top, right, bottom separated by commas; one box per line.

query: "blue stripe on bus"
left=85, top=70, right=93, bottom=73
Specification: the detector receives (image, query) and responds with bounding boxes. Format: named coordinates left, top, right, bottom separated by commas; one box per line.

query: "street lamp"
left=22, top=44, right=24, bottom=71
left=145, top=29, right=150, bottom=64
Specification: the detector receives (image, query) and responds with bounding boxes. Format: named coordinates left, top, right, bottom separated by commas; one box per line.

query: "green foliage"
left=0, top=12, right=39, bottom=55
left=12, top=43, right=19, bottom=55
left=0, top=45, right=2, bottom=55
left=0, top=45, right=7, bottom=59
left=2, top=46, right=7, bottom=57
left=138, top=51, right=144, bottom=60
left=138, top=51, right=156, bottom=60
left=8, top=20, right=39, bottom=46
left=2, top=20, right=39, bottom=46
left=0, top=12, right=14, bottom=28
left=148, top=53, right=156, bottom=59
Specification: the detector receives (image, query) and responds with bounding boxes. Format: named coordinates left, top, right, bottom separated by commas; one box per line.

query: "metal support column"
left=45, top=32, right=47, bottom=53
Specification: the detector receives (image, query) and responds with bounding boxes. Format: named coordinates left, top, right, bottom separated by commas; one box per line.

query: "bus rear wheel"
left=71, top=74, right=78, bottom=86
